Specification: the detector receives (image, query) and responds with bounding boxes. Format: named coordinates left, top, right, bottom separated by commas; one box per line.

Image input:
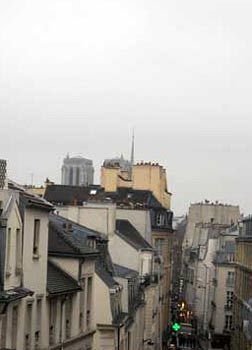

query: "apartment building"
left=45, top=160, right=174, bottom=345
left=0, top=183, right=53, bottom=350
left=182, top=202, right=240, bottom=339
left=53, top=201, right=162, bottom=349
left=211, top=226, right=238, bottom=349
left=232, top=216, right=252, bottom=350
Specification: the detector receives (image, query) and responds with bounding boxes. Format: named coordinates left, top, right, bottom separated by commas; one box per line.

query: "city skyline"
left=1, top=0, right=252, bottom=216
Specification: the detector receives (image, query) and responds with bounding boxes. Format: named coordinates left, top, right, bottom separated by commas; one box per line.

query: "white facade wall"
left=22, top=208, right=48, bottom=293
left=57, top=203, right=116, bottom=237
left=93, top=274, right=113, bottom=326
left=49, top=257, right=80, bottom=280
left=116, top=208, right=152, bottom=244
left=183, top=203, right=240, bottom=248
left=3, top=200, right=23, bottom=290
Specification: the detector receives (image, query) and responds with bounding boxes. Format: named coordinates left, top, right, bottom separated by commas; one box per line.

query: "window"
left=49, top=300, right=57, bottom=345
left=11, top=305, right=18, bottom=349
left=35, top=299, right=42, bottom=349
left=65, top=297, right=72, bottom=339
left=225, top=315, right=232, bottom=330
left=33, top=220, right=40, bottom=256
left=228, top=253, right=235, bottom=262
left=15, top=228, right=22, bottom=273
left=86, top=277, right=92, bottom=329
left=79, top=280, right=85, bottom=331
left=25, top=303, right=33, bottom=350
left=155, top=238, right=163, bottom=256
left=226, top=291, right=234, bottom=308
left=6, top=228, right=11, bottom=275
left=227, top=271, right=235, bottom=284
left=156, top=213, right=164, bottom=227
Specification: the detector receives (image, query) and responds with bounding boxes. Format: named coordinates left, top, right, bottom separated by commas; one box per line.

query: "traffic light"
left=171, top=322, right=181, bottom=332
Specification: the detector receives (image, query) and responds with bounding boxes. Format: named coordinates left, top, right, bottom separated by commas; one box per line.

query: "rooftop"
left=48, top=214, right=100, bottom=257
left=113, top=264, right=138, bottom=279
left=47, top=261, right=81, bottom=296
left=115, top=219, right=153, bottom=251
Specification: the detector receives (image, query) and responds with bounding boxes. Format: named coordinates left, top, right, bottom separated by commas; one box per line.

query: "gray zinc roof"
left=47, top=261, right=81, bottom=296
left=115, top=219, right=153, bottom=251
left=113, top=264, right=138, bottom=279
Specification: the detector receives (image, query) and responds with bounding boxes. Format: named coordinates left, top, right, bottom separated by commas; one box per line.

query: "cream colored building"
left=232, top=216, right=252, bottom=350
left=210, top=227, right=238, bottom=349
left=101, top=162, right=171, bottom=209
left=182, top=202, right=240, bottom=342
left=0, top=186, right=53, bottom=350
left=56, top=202, right=163, bottom=349
left=45, top=159, right=174, bottom=347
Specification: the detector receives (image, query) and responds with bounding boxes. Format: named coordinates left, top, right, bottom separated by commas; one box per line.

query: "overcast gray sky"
left=1, top=0, right=252, bottom=215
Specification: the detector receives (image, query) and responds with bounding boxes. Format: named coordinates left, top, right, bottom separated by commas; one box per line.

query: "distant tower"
left=0, top=159, right=7, bottom=189
left=130, top=130, right=135, bottom=179
left=61, top=155, right=94, bottom=186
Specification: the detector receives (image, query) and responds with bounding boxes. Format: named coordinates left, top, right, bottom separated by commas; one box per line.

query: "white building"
left=210, top=226, right=238, bottom=348
left=182, top=202, right=240, bottom=339
left=56, top=202, right=163, bottom=349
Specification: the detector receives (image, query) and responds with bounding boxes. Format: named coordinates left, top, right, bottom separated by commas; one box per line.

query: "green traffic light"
left=172, top=322, right=181, bottom=332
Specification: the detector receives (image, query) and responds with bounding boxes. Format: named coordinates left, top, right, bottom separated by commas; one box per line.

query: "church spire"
left=130, top=129, right=135, bottom=167
left=129, top=129, right=135, bottom=180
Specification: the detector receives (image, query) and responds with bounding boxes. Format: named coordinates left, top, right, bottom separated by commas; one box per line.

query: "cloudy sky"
left=1, top=0, right=252, bottom=215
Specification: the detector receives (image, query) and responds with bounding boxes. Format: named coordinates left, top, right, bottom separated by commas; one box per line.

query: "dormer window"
left=156, top=213, right=164, bottom=227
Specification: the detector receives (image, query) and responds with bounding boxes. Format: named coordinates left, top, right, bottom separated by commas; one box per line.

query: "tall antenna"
left=130, top=128, right=135, bottom=167
left=30, top=173, right=34, bottom=187
left=129, top=129, right=135, bottom=180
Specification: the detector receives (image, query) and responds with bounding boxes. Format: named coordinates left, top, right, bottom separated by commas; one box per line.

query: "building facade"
left=232, top=216, right=252, bottom=350
left=182, top=202, right=240, bottom=343
left=101, top=162, right=171, bottom=209
left=211, top=226, right=238, bottom=349
left=61, top=155, right=94, bottom=186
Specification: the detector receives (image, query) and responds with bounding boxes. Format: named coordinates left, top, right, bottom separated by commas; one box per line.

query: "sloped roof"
left=113, top=264, right=138, bottom=279
left=106, top=188, right=163, bottom=208
left=47, top=261, right=81, bottom=295
left=115, top=219, right=153, bottom=251
left=0, top=287, right=33, bottom=302
left=44, top=184, right=104, bottom=205
left=95, top=261, right=118, bottom=288
left=44, top=184, right=164, bottom=209
left=7, top=180, right=53, bottom=212
left=48, top=215, right=99, bottom=257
